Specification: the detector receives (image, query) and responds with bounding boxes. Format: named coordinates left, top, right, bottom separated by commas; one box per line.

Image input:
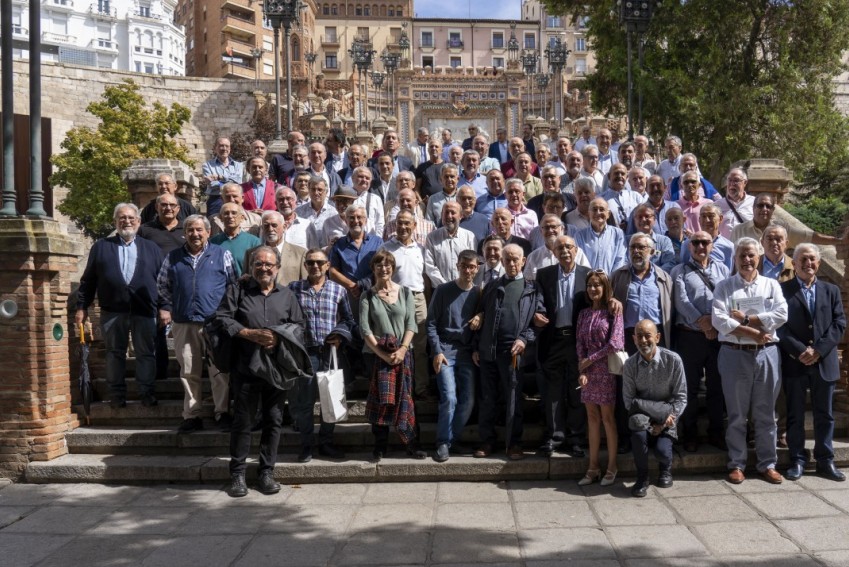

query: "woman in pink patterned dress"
left=576, top=270, right=625, bottom=486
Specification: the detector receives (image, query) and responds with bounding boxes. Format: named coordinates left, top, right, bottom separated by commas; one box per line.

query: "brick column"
left=0, top=219, right=83, bottom=480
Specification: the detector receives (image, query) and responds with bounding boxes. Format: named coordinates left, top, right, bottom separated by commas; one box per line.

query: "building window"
left=144, top=63, right=154, bottom=73
left=389, top=27, right=401, bottom=43
left=357, top=27, right=369, bottom=42
left=422, top=55, right=433, bottom=68
left=493, top=57, right=505, bottom=68
left=263, top=37, right=273, bottom=51
left=325, top=53, right=337, bottom=69
left=578, top=16, right=589, bottom=28
left=492, top=32, right=504, bottom=49
left=448, top=32, right=462, bottom=48
left=421, top=31, right=433, bottom=48
left=388, top=7, right=394, bottom=16
left=292, top=36, right=300, bottom=61
left=363, top=6, right=369, bottom=15
left=135, top=61, right=142, bottom=72
left=546, top=16, right=562, bottom=28
left=323, top=5, right=329, bottom=15
left=325, top=27, right=337, bottom=42
left=575, top=37, right=586, bottom=52
left=450, top=56, right=461, bottom=68
left=397, top=6, right=403, bottom=16
left=524, top=33, right=535, bottom=49
left=575, top=57, right=587, bottom=75
left=355, top=6, right=362, bottom=15
left=96, top=0, right=110, bottom=14
left=138, top=1, right=151, bottom=18
left=331, top=5, right=337, bottom=15
left=264, top=61, right=273, bottom=75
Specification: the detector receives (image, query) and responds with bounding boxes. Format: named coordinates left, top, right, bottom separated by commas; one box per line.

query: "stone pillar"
left=122, top=159, right=200, bottom=211
left=0, top=219, right=83, bottom=480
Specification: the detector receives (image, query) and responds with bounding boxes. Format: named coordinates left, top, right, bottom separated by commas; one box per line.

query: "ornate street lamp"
left=536, top=73, right=551, bottom=121
left=250, top=47, right=264, bottom=90
left=305, top=49, right=317, bottom=94
left=381, top=49, right=400, bottom=117
left=545, top=36, right=570, bottom=127
left=520, top=49, right=538, bottom=119
left=263, top=0, right=302, bottom=138
left=399, top=22, right=411, bottom=65
left=370, top=71, right=385, bottom=117
left=349, top=37, right=376, bottom=128
left=618, top=0, right=659, bottom=137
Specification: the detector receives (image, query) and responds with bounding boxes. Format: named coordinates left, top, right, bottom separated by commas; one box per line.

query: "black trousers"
left=478, top=356, right=524, bottom=447
left=785, top=369, right=836, bottom=465
left=155, top=325, right=169, bottom=381
left=675, top=327, right=724, bottom=441
left=542, top=333, right=586, bottom=445
left=631, top=430, right=674, bottom=479
left=229, top=374, right=285, bottom=476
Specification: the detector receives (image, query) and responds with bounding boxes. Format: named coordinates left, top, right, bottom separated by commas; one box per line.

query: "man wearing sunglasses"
left=671, top=231, right=730, bottom=452
left=732, top=192, right=849, bottom=248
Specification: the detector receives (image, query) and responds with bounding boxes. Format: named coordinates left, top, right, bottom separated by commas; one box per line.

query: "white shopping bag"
left=317, top=346, right=348, bottom=423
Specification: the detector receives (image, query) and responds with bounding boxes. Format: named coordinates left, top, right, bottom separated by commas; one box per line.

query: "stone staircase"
left=25, top=369, right=849, bottom=484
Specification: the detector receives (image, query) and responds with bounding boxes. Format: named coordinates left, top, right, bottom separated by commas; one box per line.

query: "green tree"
left=545, top=0, right=849, bottom=186
left=53, top=79, right=193, bottom=238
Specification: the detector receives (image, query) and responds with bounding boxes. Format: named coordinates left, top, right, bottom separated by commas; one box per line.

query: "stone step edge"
left=26, top=440, right=849, bottom=484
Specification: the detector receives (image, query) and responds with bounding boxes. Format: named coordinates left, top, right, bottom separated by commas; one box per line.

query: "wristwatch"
left=742, top=315, right=750, bottom=327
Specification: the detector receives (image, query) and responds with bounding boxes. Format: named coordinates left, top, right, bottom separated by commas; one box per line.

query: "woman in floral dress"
left=576, top=270, right=625, bottom=486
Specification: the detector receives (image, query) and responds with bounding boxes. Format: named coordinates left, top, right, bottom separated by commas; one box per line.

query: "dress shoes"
left=256, top=471, right=281, bottom=495
left=226, top=474, right=248, bottom=498
left=785, top=462, right=804, bottom=481
left=538, top=440, right=557, bottom=456
left=776, top=433, right=788, bottom=449
left=318, top=444, right=346, bottom=459
left=215, top=412, right=233, bottom=433
left=727, top=468, right=746, bottom=484
left=760, top=468, right=784, bottom=484
left=297, top=446, right=313, bottom=463
left=507, top=445, right=526, bottom=461
left=434, top=443, right=450, bottom=463
left=816, top=462, right=846, bottom=482
left=631, top=479, right=649, bottom=498
left=177, top=417, right=203, bottom=434
left=565, top=443, right=586, bottom=458
left=474, top=444, right=493, bottom=458
left=657, top=470, right=673, bottom=488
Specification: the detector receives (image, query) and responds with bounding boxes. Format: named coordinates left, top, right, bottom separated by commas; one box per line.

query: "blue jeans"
left=436, top=351, right=476, bottom=446
left=292, top=348, right=336, bottom=447
left=100, top=311, right=157, bottom=398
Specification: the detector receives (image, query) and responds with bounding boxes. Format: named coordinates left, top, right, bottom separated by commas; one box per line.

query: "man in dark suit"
left=75, top=203, right=164, bottom=408
left=778, top=243, right=847, bottom=482
left=533, top=235, right=590, bottom=457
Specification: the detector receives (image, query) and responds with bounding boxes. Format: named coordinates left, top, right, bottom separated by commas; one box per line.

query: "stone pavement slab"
left=590, top=497, right=678, bottom=526
left=0, top=534, right=74, bottom=567
left=691, top=520, right=800, bottom=556
left=775, top=516, right=849, bottom=552
left=605, top=525, right=709, bottom=558
left=350, top=502, right=434, bottom=530
left=741, top=491, right=844, bottom=519
left=0, top=506, right=34, bottom=529
left=719, top=554, right=823, bottom=567
left=816, top=550, right=849, bottom=567
left=514, top=500, right=598, bottom=529
left=508, top=480, right=588, bottom=501
left=34, top=534, right=164, bottom=567
left=140, top=535, right=253, bottom=567
left=664, top=494, right=762, bottom=524
left=436, top=502, right=516, bottom=531
left=335, top=528, right=431, bottom=565
left=431, top=529, right=522, bottom=563
left=1, top=504, right=116, bottom=535
left=361, top=481, right=438, bottom=503
left=817, top=488, right=849, bottom=514
left=517, top=527, right=617, bottom=560
left=437, top=481, right=511, bottom=503
left=234, top=533, right=337, bottom=566
left=91, top=506, right=194, bottom=535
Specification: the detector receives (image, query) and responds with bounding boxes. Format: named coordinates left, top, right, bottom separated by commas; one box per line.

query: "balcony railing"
left=90, top=38, right=118, bottom=51
left=447, top=39, right=464, bottom=49
left=322, top=36, right=339, bottom=45
left=43, top=0, right=74, bottom=9
left=222, top=15, right=256, bottom=39
left=42, top=31, right=76, bottom=44
left=89, top=3, right=117, bottom=17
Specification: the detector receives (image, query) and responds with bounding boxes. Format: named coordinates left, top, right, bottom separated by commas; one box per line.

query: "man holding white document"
left=712, top=237, right=788, bottom=485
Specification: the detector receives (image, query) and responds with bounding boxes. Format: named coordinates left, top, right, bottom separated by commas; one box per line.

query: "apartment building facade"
left=8, top=0, right=186, bottom=75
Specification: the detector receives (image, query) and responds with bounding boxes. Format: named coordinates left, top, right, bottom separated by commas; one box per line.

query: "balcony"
left=321, top=62, right=340, bottom=74
left=321, top=36, right=340, bottom=47
left=90, top=38, right=118, bottom=52
left=221, top=14, right=256, bottom=40
left=223, top=37, right=257, bottom=59
left=42, top=31, right=77, bottom=45
left=224, top=61, right=257, bottom=79
left=89, top=3, right=117, bottom=18
left=12, top=25, right=28, bottom=38
left=447, top=39, right=464, bottom=50
left=43, top=0, right=74, bottom=11
left=222, top=0, right=255, bottom=12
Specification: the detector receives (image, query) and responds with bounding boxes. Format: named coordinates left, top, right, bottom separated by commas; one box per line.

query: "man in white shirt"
left=295, top=177, right=336, bottom=248
left=657, top=135, right=683, bottom=187
left=350, top=166, right=385, bottom=237
left=580, top=145, right=604, bottom=190
left=407, top=127, right=430, bottom=168
left=573, top=125, right=596, bottom=153
left=474, top=235, right=505, bottom=287
left=275, top=186, right=311, bottom=249
left=716, top=167, right=754, bottom=239
left=633, top=135, right=656, bottom=175
left=473, top=135, right=500, bottom=174
left=603, top=163, right=643, bottom=231
left=424, top=202, right=477, bottom=287
left=564, top=177, right=595, bottom=231
left=427, top=164, right=460, bottom=225
left=596, top=129, right=618, bottom=175
left=544, top=137, right=574, bottom=176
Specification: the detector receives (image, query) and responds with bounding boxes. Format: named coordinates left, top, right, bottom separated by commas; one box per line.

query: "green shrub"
left=784, top=196, right=849, bottom=236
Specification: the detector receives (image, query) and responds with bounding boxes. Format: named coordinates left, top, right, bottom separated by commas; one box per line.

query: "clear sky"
left=413, top=0, right=522, bottom=20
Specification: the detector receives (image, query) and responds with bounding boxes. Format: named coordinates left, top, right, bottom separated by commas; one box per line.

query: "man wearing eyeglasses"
left=288, top=248, right=354, bottom=464
left=139, top=172, right=197, bottom=224
left=679, top=204, right=734, bottom=270
left=579, top=145, right=604, bottom=190
left=716, top=168, right=754, bottom=239
left=671, top=231, right=730, bottom=452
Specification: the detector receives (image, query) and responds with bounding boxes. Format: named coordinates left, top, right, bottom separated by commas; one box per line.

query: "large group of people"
left=75, top=124, right=848, bottom=499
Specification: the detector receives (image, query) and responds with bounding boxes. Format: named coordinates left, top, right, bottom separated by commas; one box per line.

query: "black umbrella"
left=504, top=354, right=519, bottom=451
left=78, top=323, right=92, bottom=425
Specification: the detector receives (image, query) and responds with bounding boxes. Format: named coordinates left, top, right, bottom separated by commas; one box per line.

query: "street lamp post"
left=381, top=50, right=400, bottom=117
left=250, top=47, right=264, bottom=91
left=370, top=71, right=385, bottom=117
left=263, top=0, right=302, bottom=138
left=349, top=38, right=376, bottom=129
left=618, top=0, right=658, bottom=138
left=536, top=73, right=550, bottom=122
left=545, top=36, right=569, bottom=127
left=520, top=49, right=538, bottom=119
left=305, top=49, right=317, bottom=95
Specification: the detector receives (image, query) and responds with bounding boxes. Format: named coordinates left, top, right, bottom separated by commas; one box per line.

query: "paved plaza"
left=1, top=475, right=849, bottom=567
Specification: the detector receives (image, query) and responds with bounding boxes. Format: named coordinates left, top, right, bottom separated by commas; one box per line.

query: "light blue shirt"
left=679, top=235, right=734, bottom=271
left=761, top=255, right=785, bottom=280
left=625, top=266, right=661, bottom=329
left=458, top=172, right=489, bottom=199
left=603, top=188, right=644, bottom=228
left=575, top=224, right=626, bottom=274
left=253, top=181, right=267, bottom=208
left=117, top=237, right=137, bottom=285
left=555, top=266, right=577, bottom=327
left=797, top=276, right=817, bottom=315
left=202, top=157, right=244, bottom=197
left=474, top=192, right=507, bottom=220
left=671, top=260, right=729, bottom=329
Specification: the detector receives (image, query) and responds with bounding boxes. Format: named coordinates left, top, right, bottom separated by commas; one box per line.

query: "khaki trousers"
left=172, top=322, right=230, bottom=420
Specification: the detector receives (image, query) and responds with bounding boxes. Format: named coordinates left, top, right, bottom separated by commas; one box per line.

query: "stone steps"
left=26, top=440, right=849, bottom=484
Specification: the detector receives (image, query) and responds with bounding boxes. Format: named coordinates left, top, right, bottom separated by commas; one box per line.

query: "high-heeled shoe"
left=578, top=469, right=601, bottom=486
left=600, top=469, right=618, bottom=486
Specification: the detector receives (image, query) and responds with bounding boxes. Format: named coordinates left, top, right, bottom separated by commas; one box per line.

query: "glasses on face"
left=682, top=179, right=698, bottom=185
left=756, top=203, right=774, bottom=210
left=117, top=216, right=138, bottom=222
left=543, top=174, right=558, bottom=179
left=690, top=240, right=711, bottom=247
left=727, top=178, right=744, bottom=184
left=629, top=244, right=651, bottom=251
left=159, top=203, right=179, bottom=209
left=254, top=262, right=276, bottom=269
left=305, top=259, right=326, bottom=267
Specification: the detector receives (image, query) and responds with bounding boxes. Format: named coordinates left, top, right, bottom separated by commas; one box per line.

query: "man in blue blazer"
left=76, top=203, right=164, bottom=408
left=778, top=243, right=847, bottom=482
